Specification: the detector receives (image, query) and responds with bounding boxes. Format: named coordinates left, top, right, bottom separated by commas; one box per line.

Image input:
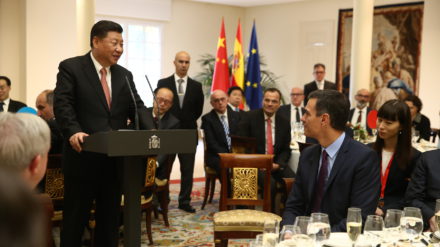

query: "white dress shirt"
left=350, top=107, right=367, bottom=129
left=0, top=98, right=10, bottom=111
left=90, top=53, right=112, bottom=95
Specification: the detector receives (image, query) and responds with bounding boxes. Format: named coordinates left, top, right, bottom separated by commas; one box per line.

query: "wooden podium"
left=83, top=129, right=197, bottom=247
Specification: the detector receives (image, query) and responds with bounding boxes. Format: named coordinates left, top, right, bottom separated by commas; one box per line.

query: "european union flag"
left=244, top=22, right=262, bottom=110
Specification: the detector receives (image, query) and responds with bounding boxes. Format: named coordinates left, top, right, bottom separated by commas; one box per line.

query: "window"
left=96, top=16, right=163, bottom=106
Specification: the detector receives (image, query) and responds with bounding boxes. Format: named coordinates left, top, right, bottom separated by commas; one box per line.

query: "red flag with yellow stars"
left=211, top=18, right=230, bottom=93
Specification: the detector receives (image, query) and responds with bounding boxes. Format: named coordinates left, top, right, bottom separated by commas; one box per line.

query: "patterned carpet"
left=137, top=179, right=252, bottom=247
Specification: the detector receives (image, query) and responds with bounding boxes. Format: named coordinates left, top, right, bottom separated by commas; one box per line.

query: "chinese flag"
left=211, top=18, right=230, bottom=93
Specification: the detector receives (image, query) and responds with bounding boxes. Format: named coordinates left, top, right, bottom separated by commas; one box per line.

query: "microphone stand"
left=145, top=75, right=160, bottom=130
left=125, top=76, right=139, bottom=130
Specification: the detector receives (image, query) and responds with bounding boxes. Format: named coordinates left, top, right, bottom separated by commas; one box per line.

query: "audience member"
left=404, top=95, right=431, bottom=141
left=0, top=75, right=27, bottom=112
left=0, top=167, right=45, bottom=247
left=405, top=149, right=440, bottom=231
left=278, top=87, right=305, bottom=128
left=371, top=100, right=421, bottom=216
left=36, top=89, right=64, bottom=154
left=227, top=86, right=245, bottom=112
left=348, top=88, right=372, bottom=135
left=157, top=51, right=204, bottom=213
left=282, top=90, right=380, bottom=231
left=238, top=88, right=294, bottom=206
left=139, top=87, right=180, bottom=180
left=0, top=112, right=50, bottom=189
left=303, top=63, right=336, bottom=105
left=202, top=90, right=240, bottom=175
left=54, top=20, right=145, bottom=247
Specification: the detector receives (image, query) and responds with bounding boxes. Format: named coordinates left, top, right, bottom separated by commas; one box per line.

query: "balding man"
left=157, top=51, right=204, bottom=213
left=348, top=89, right=372, bottom=135
left=36, top=90, right=63, bottom=154
left=0, top=112, right=50, bottom=189
left=202, top=90, right=240, bottom=175
left=278, top=87, right=305, bottom=130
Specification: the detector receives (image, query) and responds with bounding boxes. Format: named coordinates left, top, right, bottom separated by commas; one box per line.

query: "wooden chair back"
left=230, top=135, right=257, bottom=154
left=44, top=154, right=64, bottom=206
left=218, top=153, right=273, bottom=212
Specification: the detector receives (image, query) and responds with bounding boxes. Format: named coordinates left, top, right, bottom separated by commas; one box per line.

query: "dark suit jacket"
left=157, top=75, right=204, bottom=130
left=238, top=109, right=292, bottom=176
left=282, top=135, right=380, bottom=232
left=201, top=108, right=240, bottom=172
left=278, top=104, right=304, bottom=123
left=47, top=118, right=64, bottom=154
left=7, top=99, right=27, bottom=112
left=348, top=107, right=373, bottom=135
left=376, top=147, right=421, bottom=212
left=303, top=80, right=337, bottom=105
left=138, top=107, right=180, bottom=178
left=54, top=52, right=144, bottom=176
left=413, top=114, right=431, bottom=141
left=405, top=149, right=440, bottom=229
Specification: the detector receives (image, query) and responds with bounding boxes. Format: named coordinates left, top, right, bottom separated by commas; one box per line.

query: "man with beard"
left=348, top=89, right=372, bottom=135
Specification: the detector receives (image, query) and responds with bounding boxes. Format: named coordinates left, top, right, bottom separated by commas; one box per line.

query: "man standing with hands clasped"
left=54, top=20, right=144, bottom=247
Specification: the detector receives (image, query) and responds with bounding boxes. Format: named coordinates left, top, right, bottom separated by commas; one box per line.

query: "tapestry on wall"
left=336, top=2, right=424, bottom=106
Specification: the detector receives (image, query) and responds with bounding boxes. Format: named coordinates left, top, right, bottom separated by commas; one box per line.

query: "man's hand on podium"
left=69, top=132, right=89, bottom=152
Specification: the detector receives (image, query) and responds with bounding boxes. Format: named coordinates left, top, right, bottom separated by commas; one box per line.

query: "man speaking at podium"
left=54, top=20, right=144, bottom=247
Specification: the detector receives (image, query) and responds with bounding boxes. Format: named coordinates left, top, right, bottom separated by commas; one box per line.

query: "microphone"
left=145, top=74, right=160, bottom=130
left=125, top=76, right=139, bottom=130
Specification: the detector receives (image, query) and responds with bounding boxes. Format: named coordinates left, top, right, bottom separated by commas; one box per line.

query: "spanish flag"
left=231, top=19, right=244, bottom=90
left=211, top=18, right=230, bottom=93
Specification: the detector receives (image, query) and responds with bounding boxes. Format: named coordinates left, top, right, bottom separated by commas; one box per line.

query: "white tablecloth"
left=288, top=149, right=300, bottom=173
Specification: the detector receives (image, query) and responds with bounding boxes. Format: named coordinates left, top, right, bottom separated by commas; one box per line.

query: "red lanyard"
left=380, top=153, right=394, bottom=199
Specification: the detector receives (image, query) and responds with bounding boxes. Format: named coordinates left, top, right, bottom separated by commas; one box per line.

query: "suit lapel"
left=82, top=54, right=110, bottom=112
left=212, top=110, right=228, bottom=146
left=307, top=146, right=321, bottom=202
left=182, top=77, right=193, bottom=108
left=110, top=65, right=125, bottom=111
left=324, top=136, right=350, bottom=193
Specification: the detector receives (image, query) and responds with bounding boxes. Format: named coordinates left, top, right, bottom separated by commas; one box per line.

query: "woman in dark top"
left=405, top=95, right=431, bottom=141
left=372, top=99, right=421, bottom=216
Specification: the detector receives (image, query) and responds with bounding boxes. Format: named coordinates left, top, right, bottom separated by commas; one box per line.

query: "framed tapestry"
left=336, top=2, right=424, bottom=97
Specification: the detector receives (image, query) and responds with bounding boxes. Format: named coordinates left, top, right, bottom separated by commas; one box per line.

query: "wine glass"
left=435, top=199, right=440, bottom=232
left=278, top=225, right=300, bottom=246
left=384, top=209, right=403, bottom=246
left=401, top=207, right=423, bottom=243
left=346, top=208, right=362, bottom=247
left=263, top=218, right=279, bottom=247
left=307, top=213, right=331, bottom=246
left=253, top=233, right=263, bottom=247
left=294, top=216, right=311, bottom=234
left=364, top=215, right=384, bottom=247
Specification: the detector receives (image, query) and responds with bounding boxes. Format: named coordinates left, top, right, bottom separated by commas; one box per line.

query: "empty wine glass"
left=278, top=225, right=300, bottom=246
left=364, top=215, right=384, bottom=247
left=307, top=213, right=331, bottom=246
left=435, top=199, right=440, bottom=232
left=346, top=208, right=362, bottom=247
left=401, top=207, right=423, bottom=243
left=294, top=216, right=311, bottom=234
left=263, top=218, right=279, bottom=247
left=384, top=209, right=403, bottom=246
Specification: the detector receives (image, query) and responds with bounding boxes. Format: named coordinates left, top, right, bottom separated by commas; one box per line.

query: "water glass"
left=263, top=219, right=280, bottom=247
left=401, top=207, right=423, bottom=243
left=353, top=130, right=360, bottom=141
left=364, top=215, right=384, bottom=247
left=294, top=216, right=311, bottom=234
left=383, top=209, right=403, bottom=246
left=307, top=213, right=331, bottom=244
left=347, top=208, right=362, bottom=247
left=278, top=225, right=300, bottom=246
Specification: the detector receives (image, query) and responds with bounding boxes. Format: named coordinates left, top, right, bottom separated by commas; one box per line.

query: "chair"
left=200, top=129, right=220, bottom=210
left=153, top=155, right=174, bottom=226
left=430, top=128, right=439, bottom=143
left=213, top=153, right=282, bottom=247
left=230, top=135, right=257, bottom=154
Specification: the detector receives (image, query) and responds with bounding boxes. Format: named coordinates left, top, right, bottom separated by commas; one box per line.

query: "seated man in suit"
left=405, top=149, right=440, bottom=231
left=303, top=63, right=337, bottom=106
left=278, top=87, right=305, bottom=140
left=227, top=86, right=245, bottom=112
left=202, top=90, right=240, bottom=175
left=139, top=87, right=180, bottom=180
left=348, top=88, right=372, bottom=135
left=0, top=112, right=50, bottom=189
left=0, top=75, right=27, bottom=112
left=282, top=90, right=380, bottom=232
left=36, top=89, right=64, bottom=154
left=238, top=88, right=294, bottom=206
left=404, top=95, right=431, bottom=141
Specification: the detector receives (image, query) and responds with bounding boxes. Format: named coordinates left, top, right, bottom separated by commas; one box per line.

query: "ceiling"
left=189, top=0, right=307, bottom=7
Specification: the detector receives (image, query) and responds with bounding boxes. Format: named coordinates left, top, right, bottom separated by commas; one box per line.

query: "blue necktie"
left=220, top=115, right=231, bottom=150
left=312, top=150, right=329, bottom=212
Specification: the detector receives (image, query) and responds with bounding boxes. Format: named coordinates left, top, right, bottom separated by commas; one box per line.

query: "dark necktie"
left=177, top=79, right=184, bottom=108
left=0, top=102, right=4, bottom=112
left=295, top=107, right=301, bottom=123
left=312, top=150, right=329, bottom=212
left=356, top=110, right=362, bottom=124
left=153, top=116, right=159, bottom=129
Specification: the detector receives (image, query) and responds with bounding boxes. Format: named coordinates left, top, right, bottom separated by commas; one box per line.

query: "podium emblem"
left=148, top=135, right=160, bottom=149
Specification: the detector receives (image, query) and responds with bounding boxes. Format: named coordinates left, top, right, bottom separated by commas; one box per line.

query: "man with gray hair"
left=0, top=112, right=51, bottom=189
